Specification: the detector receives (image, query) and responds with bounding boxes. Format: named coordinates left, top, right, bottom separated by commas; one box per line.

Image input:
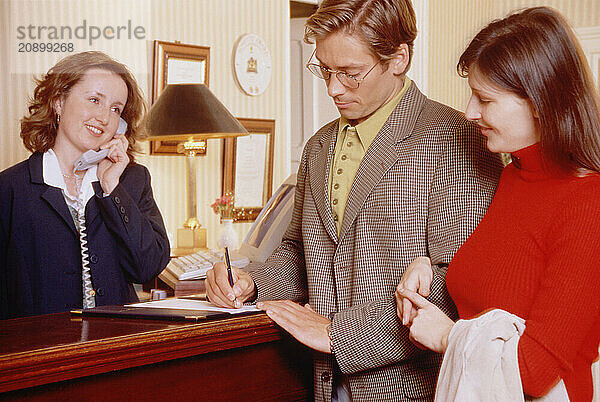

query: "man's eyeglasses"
left=305, top=49, right=381, bottom=89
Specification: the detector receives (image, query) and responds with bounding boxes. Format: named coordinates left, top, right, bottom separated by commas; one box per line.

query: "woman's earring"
left=57, top=114, right=60, bottom=124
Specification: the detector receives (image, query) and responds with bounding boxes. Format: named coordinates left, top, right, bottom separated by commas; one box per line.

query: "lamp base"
left=175, top=226, right=207, bottom=255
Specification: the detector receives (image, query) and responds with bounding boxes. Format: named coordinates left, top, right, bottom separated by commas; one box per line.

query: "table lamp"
left=145, top=83, right=248, bottom=254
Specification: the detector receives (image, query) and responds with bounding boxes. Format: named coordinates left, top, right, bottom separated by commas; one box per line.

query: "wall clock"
left=233, top=34, right=272, bottom=96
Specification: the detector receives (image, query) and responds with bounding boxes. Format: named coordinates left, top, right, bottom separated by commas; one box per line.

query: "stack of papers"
left=72, top=299, right=260, bottom=322
left=128, top=299, right=259, bottom=314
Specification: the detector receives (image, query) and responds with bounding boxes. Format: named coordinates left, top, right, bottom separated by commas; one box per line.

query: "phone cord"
left=76, top=197, right=95, bottom=309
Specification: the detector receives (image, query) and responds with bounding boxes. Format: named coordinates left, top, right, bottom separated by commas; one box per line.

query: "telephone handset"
left=73, top=117, right=127, bottom=174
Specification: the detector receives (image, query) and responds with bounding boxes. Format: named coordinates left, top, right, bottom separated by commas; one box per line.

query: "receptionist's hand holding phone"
left=96, top=117, right=129, bottom=194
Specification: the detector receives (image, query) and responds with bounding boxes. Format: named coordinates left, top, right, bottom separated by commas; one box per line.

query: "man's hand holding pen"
left=206, top=251, right=333, bottom=354
left=205, top=261, right=256, bottom=308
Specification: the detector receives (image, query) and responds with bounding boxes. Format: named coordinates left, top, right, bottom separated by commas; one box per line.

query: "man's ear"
left=389, top=44, right=410, bottom=76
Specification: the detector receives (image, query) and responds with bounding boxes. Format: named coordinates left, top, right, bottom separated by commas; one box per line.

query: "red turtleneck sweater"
left=446, top=143, right=600, bottom=401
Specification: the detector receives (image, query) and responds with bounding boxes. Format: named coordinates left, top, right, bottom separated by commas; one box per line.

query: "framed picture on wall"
left=150, top=40, right=210, bottom=155
left=222, top=118, right=275, bottom=222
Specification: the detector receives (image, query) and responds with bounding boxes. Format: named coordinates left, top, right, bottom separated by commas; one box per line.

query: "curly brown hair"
left=20, top=51, right=147, bottom=163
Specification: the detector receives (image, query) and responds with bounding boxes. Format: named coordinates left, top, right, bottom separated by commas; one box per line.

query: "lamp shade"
left=145, top=83, right=248, bottom=141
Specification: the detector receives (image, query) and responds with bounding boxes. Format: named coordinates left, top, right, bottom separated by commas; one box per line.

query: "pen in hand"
left=224, top=246, right=234, bottom=287
left=224, top=247, right=241, bottom=308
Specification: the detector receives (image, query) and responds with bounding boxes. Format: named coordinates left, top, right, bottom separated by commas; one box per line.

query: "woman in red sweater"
left=395, top=7, right=600, bottom=401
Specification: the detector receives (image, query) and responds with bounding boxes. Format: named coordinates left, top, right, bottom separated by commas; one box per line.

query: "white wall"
left=289, top=17, right=337, bottom=173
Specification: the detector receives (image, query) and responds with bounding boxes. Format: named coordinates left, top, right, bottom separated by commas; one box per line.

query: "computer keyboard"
left=164, top=249, right=250, bottom=281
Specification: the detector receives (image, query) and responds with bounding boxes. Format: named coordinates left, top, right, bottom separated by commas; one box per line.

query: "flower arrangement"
left=211, top=193, right=234, bottom=220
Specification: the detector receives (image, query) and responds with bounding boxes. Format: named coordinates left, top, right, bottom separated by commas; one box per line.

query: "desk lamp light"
left=145, top=83, right=248, bottom=254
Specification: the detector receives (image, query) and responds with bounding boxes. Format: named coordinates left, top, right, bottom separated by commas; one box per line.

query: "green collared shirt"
left=329, top=76, right=411, bottom=235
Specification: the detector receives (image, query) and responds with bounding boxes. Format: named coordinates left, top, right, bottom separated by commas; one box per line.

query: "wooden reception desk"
left=0, top=311, right=313, bottom=401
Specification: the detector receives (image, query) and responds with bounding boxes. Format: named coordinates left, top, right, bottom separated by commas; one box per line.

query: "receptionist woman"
left=0, top=51, right=170, bottom=319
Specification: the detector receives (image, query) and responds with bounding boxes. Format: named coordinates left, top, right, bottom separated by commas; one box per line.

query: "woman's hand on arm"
left=395, top=286, right=454, bottom=354
left=395, top=257, right=433, bottom=325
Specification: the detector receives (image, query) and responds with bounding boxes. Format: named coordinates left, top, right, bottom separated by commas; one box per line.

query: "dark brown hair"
left=20, top=51, right=147, bottom=162
left=458, top=7, right=600, bottom=174
left=304, top=0, right=417, bottom=72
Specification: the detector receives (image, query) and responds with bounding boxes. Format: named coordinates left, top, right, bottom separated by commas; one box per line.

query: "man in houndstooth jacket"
left=206, top=0, right=503, bottom=400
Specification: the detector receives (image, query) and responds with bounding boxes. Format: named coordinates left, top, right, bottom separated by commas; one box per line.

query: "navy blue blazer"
left=0, top=152, right=170, bottom=319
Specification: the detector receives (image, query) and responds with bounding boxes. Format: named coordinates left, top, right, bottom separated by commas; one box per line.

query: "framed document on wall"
left=222, top=118, right=275, bottom=222
left=150, top=40, right=210, bottom=155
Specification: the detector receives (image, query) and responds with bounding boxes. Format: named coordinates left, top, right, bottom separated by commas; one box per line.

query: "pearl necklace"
left=62, top=172, right=83, bottom=180
left=62, top=172, right=84, bottom=191
left=61, top=172, right=84, bottom=199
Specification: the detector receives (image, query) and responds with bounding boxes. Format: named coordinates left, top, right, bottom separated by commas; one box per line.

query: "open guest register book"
left=71, top=175, right=297, bottom=322
left=71, top=299, right=260, bottom=321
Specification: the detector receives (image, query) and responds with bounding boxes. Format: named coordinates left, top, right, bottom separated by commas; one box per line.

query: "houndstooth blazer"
left=248, top=82, right=503, bottom=401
